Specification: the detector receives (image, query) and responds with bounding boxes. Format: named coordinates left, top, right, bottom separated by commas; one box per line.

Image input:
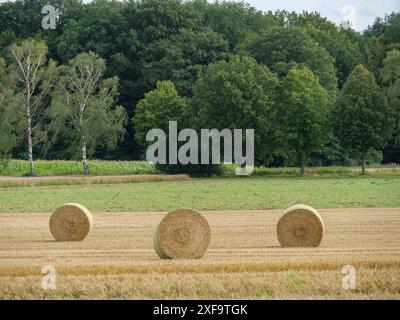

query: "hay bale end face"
left=277, top=204, right=324, bottom=248
left=49, top=203, right=93, bottom=241
left=154, top=209, right=211, bottom=259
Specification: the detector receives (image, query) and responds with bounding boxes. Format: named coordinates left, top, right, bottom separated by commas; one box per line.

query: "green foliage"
left=307, top=29, right=361, bottom=88
left=0, top=58, right=18, bottom=158
left=155, top=163, right=224, bottom=177
left=242, top=26, right=338, bottom=99
left=56, top=0, right=128, bottom=61
left=1, top=159, right=399, bottom=179
left=0, top=29, right=17, bottom=55
left=8, top=39, right=56, bottom=175
left=129, top=0, right=203, bottom=44
left=279, top=67, right=331, bottom=174
left=334, top=65, right=395, bottom=171
left=381, top=49, right=400, bottom=96
left=381, top=49, right=400, bottom=146
left=142, top=27, right=230, bottom=96
left=281, top=11, right=362, bottom=88
left=0, top=159, right=156, bottom=177
left=132, top=80, right=216, bottom=175
left=365, top=149, right=384, bottom=165
left=133, top=80, right=188, bottom=146
left=0, top=0, right=399, bottom=166
left=198, top=0, right=276, bottom=48
left=46, top=52, right=127, bottom=161
left=366, top=12, right=400, bottom=45
left=0, top=0, right=56, bottom=38
left=192, top=55, right=280, bottom=165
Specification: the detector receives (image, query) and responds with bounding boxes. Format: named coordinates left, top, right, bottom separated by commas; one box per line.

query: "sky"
left=238, top=0, right=400, bottom=31
left=79, top=0, right=399, bottom=32
left=0, top=0, right=398, bottom=31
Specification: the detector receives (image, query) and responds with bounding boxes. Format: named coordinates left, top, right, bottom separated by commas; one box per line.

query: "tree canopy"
left=279, top=66, right=331, bottom=175
left=0, top=0, right=399, bottom=171
left=334, top=65, right=394, bottom=173
left=46, top=51, right=127, bottom=173
left=192, top=55, right=280, bottom=165
left=241, top=26, right=338, bottom=99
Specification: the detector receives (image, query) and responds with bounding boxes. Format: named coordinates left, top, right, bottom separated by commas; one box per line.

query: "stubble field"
left=1, top=208, right=399, bottom=299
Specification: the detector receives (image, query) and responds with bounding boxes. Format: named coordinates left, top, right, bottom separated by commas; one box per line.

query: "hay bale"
left=153, top=209, right=211, bottom=259
left=277, top=204, right=324, bottom=247
left=49, top=203, right=93, bottom=241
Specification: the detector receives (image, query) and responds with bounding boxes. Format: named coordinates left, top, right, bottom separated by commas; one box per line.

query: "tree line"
left=0, top=0, right=399, bottom=175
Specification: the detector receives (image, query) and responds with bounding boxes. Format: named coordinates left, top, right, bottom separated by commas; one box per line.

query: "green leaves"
left=242, top=26, right=338, bottom=100
left=381, top=49, right=400, bottom=147
left=192, top=55, right=280, bottom=165
left=0, top=0, right=399, bottom=166
left=334, top=65, right=394, bottom=161
left=46, top=51, right=127, bottom=159
left=279, top=66, right=331, bottom=174
left=142, top=27, right=229, bottom=96
left=133, top=80, right=188, bottom=147
left=0, top=57, right=18, bottom=158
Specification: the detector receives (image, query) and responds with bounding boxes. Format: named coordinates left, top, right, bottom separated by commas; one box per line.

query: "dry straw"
left=153, top=209, right=211, bottom=259
left=49, top=203, right=93, bottom=241
left=277, top=204, right=325, bottom=247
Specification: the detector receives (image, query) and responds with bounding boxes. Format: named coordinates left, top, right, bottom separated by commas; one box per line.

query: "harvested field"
left=0, top=208, right=399, bottom=299
left=0, top=174, right=189, bottom=186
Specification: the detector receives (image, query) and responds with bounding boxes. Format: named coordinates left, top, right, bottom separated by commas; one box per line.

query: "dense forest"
left=0, top=0, right=399, bottom=175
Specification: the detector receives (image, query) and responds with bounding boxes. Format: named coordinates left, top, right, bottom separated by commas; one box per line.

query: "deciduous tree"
left=133, top=80, right=188, bottom=147
left=47, top=52, right=127, bottom=174
left=334, top=65, right=394, bottom=174
left=0, top=58, right=19, bottom=158
left=191, top=55, right=280, bottom=165
left=9, top=39, right=55, bottom=175
left=381, top=49, right=400, bottom=146
left=242, top=26, right=337, bottom=100
left=279, top=66, right=331, bottom=176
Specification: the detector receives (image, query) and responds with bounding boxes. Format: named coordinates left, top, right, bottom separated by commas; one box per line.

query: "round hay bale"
left=49, top=203, right=93, bottom=241
left=153, top=209, right=211, bottom=259
left=277, top=204, right=324, bottom=247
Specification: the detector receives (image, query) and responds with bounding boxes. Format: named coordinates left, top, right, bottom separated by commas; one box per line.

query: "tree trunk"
left=361, top=154, right=366, bottom=175
left=26, top=104, right=35, bottom=176
left=82, top=136, right=89, bottom=175
left=300, top=152, right=306, bottom=177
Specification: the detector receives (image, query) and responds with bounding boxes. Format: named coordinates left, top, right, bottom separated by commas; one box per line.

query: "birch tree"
left=9, top=40, right=55, bottom=175
left=47, top=52, right=127, bottom=174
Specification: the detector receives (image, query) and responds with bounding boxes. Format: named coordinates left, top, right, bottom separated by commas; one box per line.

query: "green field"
left=1, top=176, right=399, bottom=213
left=0, top=160, right=157, bottom=176
left=1, top=159, right=400, bottom=178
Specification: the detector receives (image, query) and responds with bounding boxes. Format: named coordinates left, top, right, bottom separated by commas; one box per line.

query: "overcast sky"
left=238, top=0, right=400, bottom=31
left=76, top=0, right=399, bottom=31
left=0, top=0, right=397, bottom=31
